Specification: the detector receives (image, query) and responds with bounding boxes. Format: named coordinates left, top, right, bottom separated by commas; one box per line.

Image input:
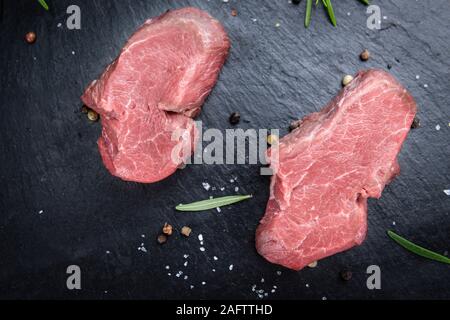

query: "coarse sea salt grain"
left=229, top=264, right=234, bottom=271
left=436, top=124, right=441, bottom=131
left=202, top=182, right=211, bottom=191
left=106, top=250, right=111, bottom=254
left=57, top=23, right=62, bottom=28
left=202, top=281, right=206, bottom=285
left=184, top=261, right=188, bottom=267
left=183, top=254, right=189, bottom=259
left=200, top=247, right=206, bottom=252
left=216, top=207, right=221, bottom=213
left=276, top=271, right=282, bottom=276
left=165, top=265, right=170, bottom=270
left=213, top=256, right=218, bottom=261
left=198, top=234, right=204, bottom=241
left=444, top=190, right=450, bottom=196
left=38, top=210, right=44, bottom=214
left=235, top=187, right=239, bottom=192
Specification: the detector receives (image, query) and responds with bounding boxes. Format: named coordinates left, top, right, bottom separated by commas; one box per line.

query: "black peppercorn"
left=229, top=112, right=241, bottom=125
left=411, top=117, right=421, bottom=129
left=340, top=270, right=352, bottom=281
left=157, top=234, right=168, bottom=244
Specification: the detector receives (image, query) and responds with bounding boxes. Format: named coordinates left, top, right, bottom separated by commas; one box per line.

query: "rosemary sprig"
left=305, top=0, right=370, bottom=28
left=38, top=0, right=49, bottom=11
left=387, top=230, right=450, bottom=265
left=176, top=195, right=252, bottom=212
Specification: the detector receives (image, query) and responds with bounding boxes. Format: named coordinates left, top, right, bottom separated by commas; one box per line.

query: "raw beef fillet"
left=82, top=7, right=230, bottom=183
left=256, top=69, right=417, bottom=270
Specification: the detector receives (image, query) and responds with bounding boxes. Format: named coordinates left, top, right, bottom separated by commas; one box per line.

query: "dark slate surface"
left=0, top=0, right=449, bottom=300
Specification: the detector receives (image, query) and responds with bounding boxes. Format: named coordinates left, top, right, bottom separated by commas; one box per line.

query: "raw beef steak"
left=82, top=7, right=230, bottom=183
left=256, top=69, right=417, bottom=270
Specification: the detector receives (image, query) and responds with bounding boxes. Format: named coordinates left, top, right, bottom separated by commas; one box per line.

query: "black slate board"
left=0, top=0, right=449, bottom=300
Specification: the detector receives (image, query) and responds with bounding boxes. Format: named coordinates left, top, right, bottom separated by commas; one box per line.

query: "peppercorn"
left=25, top=32, right=37, bottom=44
left=81, top=106, right=89, bottom=114
left=387, top=64, right=393, bottom=70
left=157, top=234, right=168, bottom=244
left=229, top=112, right=241, bottom=125
left=342, top=75, right=354, bottom=87
left=181, top=226, right=192, bottom=237
left=162, top=223, right=173, bottom=236
left=289, top=119, right=302, bottom=132
left=87, top=110, right=99, bottom=122
left=411, top=117, right=421, bottom=129
left=231, top=9, right=238, bottom=17
left=360, top=49, right=370, bottom=61
left=340, top=270, right=353, bottom=281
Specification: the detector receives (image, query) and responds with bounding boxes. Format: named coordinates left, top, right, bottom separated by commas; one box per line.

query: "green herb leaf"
left=176, top=195, right=252, bottom=212
left=305, top=0, right=313, bottom=28
left=359, top=0, right=370, bottom=5
left=387, top=230, right=450, bottom=265
left=324, top=0, right=337, bottom=27
left=38, top=0, right=49, bottom=11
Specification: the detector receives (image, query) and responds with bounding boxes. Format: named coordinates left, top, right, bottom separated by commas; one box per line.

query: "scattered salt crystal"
left=276, top=271, right=282, bottom=276
left=436, top=124, right=441, bottom=131
left=190, top=285, right=194, bottom=289
left=275, top=22, right=281, bottom=28
left=347, top=12, right=351, bottom=16
left=141, top=234, right=145, bottom=238
left=216, top=207, right=221, bottom=213
left=252, top=18, right=258, bottom=22
left=322, top=296, right=328, bottom=301
left=383, top=16, right=388, bottom=20
left=230, top=179, right=235, bottom=183
left=184, top=275, right=188, bottom=280
left=106, top=250, right=111, bottom=254
left=261, top=278, right=265, bottom=283
left=229, top=264, right=234, bottom=271
left=222, top=0, right=229, bottom=3
left=305, top=284, right=310, bottom=288
left=212, top=269, right=216, bottom=272
left=392, top=221, right=396, bottom=226
left=264, top=293, right=268, bottom=297
left=38, top=210, right=44, bottom=214
left=220, top=187, right=225, bottom=191
left=200, top=241, right=204, bottom=246
left=271, top=289, right=276, bottom=293
left=165, top=265, right=170, bottom=270
left=140, top=247, right=147, bottom=253
left=57, top=23, right=62, bottom=28
left=168, top=273, right=171, bottom=276
left=198, top=234, right=204, bottom=241
left=183, top=254, right=189, bottom=259
left=424, top=84, right=429, bottom=88
left=252, top=285, right=256, bottom=292
left=258, top=289, right=264, bottom=294
left=176, top=271, right=183, bottom=278
left=415, top=75, right=420, bottom=80
left=273, top=285, right=277, bottom=289
left=71, top=51, right=75, bottom=55
left=202, top=281, right=206, bottom=285
left=258, top=294, right=263, bottom=299
left=200, top=247, right=206, bottom=252
left=184, top=261, right=188, bottom=267
left=234, top=187, right=239, bottom=192
left=202, top=182, right=211, bottom=191
left=444, top=190, right=450, bottom=196
left=213, top=256, right=219, bottom=261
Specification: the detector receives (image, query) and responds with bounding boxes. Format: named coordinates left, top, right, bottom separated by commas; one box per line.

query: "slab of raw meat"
left=256, top=69, right=417, bottom=270
left=81, top=7, right=230, bottom=183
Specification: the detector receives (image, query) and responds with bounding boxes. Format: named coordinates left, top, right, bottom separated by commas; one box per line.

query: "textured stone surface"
left=0, top=0, right=449, bottom=299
